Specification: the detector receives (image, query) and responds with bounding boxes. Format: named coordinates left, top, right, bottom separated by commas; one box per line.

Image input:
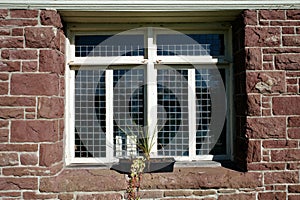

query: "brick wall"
left=0, top=9, right=299, bottom=200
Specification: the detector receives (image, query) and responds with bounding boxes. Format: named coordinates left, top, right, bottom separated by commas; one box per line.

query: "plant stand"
left=111, top=158, right=175, bottom=174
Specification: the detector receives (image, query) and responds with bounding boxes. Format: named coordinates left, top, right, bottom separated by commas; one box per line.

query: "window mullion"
left=146, top=28, right=158, bottom=157
left=188, top=69, right=196, bottom=159
left=106, top=69, right=114, bottom=159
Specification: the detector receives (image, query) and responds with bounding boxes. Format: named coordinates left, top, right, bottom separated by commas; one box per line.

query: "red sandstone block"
left=0, top=108, right=24, bottom=119
left=0, top=129, right=8, bottom=142
left=40, top=10, right=63, bottom=28
left=39, top=50, right=65, bottom=75
left=248, top=163, right=285, bottom=171
left=247, top=140, right=261, bottom=162
left=262, top=139, right=298, bottom=148
left=258, top=192, right=286, bottom=200
left=1, top=49, right=37, bottom=60
left=58, top=194, right=74, bottom=200
left=271, top=149, right=300, bottom=162
left=247, top=94, right=261, bottom=116
left=0, top=73, right=8, bottom=81
left=283, top=36, right=300, bottom=47
left=0, top=153, right=19, bottom=166
left=262, top=63, right=274, bottom=70
left=25, top=27, right=56, bottom=48
left=219, top=193, right=256, bottom=200
left=245, top=27, right=280, bottom=47
left=264, top=171, right=299, bottom=184
left=287, top=78, right=298, bottom=84
left=38, top=97, right=64, bottom=119
left=0, top=61, right=21, bottom=72
left=245, top=48, right=262, bottom=70
left=287, top=85, right=298, bottom=94
left=289, top=194, right=300, bottom=200
left=282, top=27, right=295, bottom=34
left=11, top=28, right=23, bottom=36
left=0, top=177, right=38, bottom=190
left=0, top=10, right=8, bottom=19
left=0, top=19, right=38, bottom=27
left=287, top=10, right=300, bottom=20
left=263, top=47, right=300, bottom=54
left=260, top=10, right=285, bottom=20
left=289, top=185, right=300, bottom=193
left=77, top=194, right=122, bottom=200
left=0, top=82, right=8, bottom=95
left=11, top=120, right=58, bottom=142
left=0, top=144, right=38, bottom=152
left=263, top=55, right=273, bottom=62
left=288, top=117, right=300, bottom=127
left=0, top=192, right=20, bottom=198
left=0, top=37, right=23, bottom=48
left=11, top=73, right=59, bottom=95
left=10, top=10, right=38, bottom=18
left=22, top=61, right=37, bottom=72
left=271, top=21, right=300, bottom=26
left=243, top=10, right=258, bottom=25
left=0, top=29, right=10, bottom=35
left=0, top=96, right=35, bottom=106
left=287, top=128, right=300, bottom=139
left=273, top=97, right=300, bottom=115
left=39, top=141, right=63, bottom=167
left=23, top=192, right=57, bottom=200
left=246, top=117, right=286, bottom=139
left=275, top=54, right=300, bottom=70
left=20, top=153, right=38, bottom=165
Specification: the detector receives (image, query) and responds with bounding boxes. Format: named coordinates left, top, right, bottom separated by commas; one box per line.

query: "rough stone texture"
left=264, top=171, right=299, bottom=184
left=258, top=192, right=286, bottom=200
left=0, top=153, right=19, bottom=166
left=40, top=10, right=63, bottom=28
left=20, top=153, right=38, bottom=165
left=25, top=27, right=56, bottom=48
left=38, top=97, right=64, bottom=119
left=1, top=49, right=37, bottom=60
left=245, top=48, right=262, bottom=70
left=246, top=71, right=285, bottom=93
left=273, top=97, right=300, bottom=115
left=77, top=193, right=123, bottom=200
left=218, top=193, right=256, bottom=200
left=39, top=50, right=65, bottom=74
left=246, top=117, right=286, bottom=139
left=0, top=97, right=35, bottom=107
left=260, top=10, right=285, bottom=20
left=23, top=192, right=57, bottom=200
left=245, top=27, right=280, bottom=47
left=247, top=94, right=261, bottom=116
left=10, top=10, right=38, bottom=18
left=247, top=140, right=261, bottom=162
left=0, top=178, right=38, bottom=190
left=0, top=36, right=23, bottom=48
left=0, top=61, right=21, bottom=72
left=11, top=120, right=58, bottom=142
left=275, top=54, right=300, bottom=70
left=40, top=169, right=127, bottom=192
left=271, top=149, right=300, bottom=162
left=39, top=142, right=63, bottom=167
left=11, top=74, right=59, bottom=95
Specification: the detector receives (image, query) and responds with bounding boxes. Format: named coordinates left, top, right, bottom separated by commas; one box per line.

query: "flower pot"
left=111, top=157, right=175, bottom=174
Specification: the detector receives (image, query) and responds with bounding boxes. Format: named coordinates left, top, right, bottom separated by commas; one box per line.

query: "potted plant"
left=111, top=123, right=175, bottom=173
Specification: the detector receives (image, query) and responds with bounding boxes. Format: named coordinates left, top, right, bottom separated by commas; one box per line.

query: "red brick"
left=264, top=171, right=299, bottom=184
left=22, top=61, right=37, bottom=72
left=11, top=120, right=58, bottom=142
left=0, top=177, right=38, bottom=190
left=0, top=19, right=38, bottom=27
left=288, top=128, right=300, bottom=139
left=0, top=61, right=21, bottom=72
left=0, top=37, right=23, bottom=48
left=273, top=97, right=300, bottom=115
left=245, top=27, right=280, bottom=47
left=0, top=108, right=24, bottom=119
left=39, top=141, right=63, bottom=167
left=0, top=153, right=19, bottom=166
left=0, top=82, right=8, bottom=95
left=288, top=117, right=300, bottom=127
left=39, top=50, right=65, bottom=74
left=258, top=192, right=286, bottom=200
left=260, top=10, right=285, bottom=20
left=246, top=117, right=286, bottom=139
left=10, top=10, right=38, bottom=18
left=0, top=96, right=35, bottom=106
left=246, top=71, right=285, bottom=93
left=271, top=149, right=300, bottom=161
left=20, top=153, right=38, bottom=165
left=11, top=73, right=59, bottom=95
left=2, top=49, right=37, bottom=60
left=262, top=140, right=298, bottom=148
left=25, top=27, right=56, bottom=48
left=40, top=10, right=63, bottom=28
left=287, top=10, right=300, bottom=20
left=0, top=144, right=38, bottom=152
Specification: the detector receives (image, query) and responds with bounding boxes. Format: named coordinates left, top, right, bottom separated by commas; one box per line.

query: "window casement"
left=65, top=26, right=233, bottom=165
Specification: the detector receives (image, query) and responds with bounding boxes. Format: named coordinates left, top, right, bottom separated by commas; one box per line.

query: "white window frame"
left=65, top=26, right=233, bottom=166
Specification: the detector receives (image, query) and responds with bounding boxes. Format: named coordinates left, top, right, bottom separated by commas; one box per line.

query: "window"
left=66, top=27, right=232, bottom=165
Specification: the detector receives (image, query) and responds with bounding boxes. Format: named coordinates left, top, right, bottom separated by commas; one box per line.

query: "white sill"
left=175, top=160, right=222, bottom=168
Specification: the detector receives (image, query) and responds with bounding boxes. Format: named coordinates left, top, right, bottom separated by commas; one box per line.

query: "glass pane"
left=75, top=35, right=145, bottom=57
left=195, top=68, right=227, bottom=155
left=157, top=34, right=224, bottom=56
left=157, top=69, right=189, bottom=156
left=113, top=69, right=145, bottom=157
left=75, top=70, right=106, bottom=158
